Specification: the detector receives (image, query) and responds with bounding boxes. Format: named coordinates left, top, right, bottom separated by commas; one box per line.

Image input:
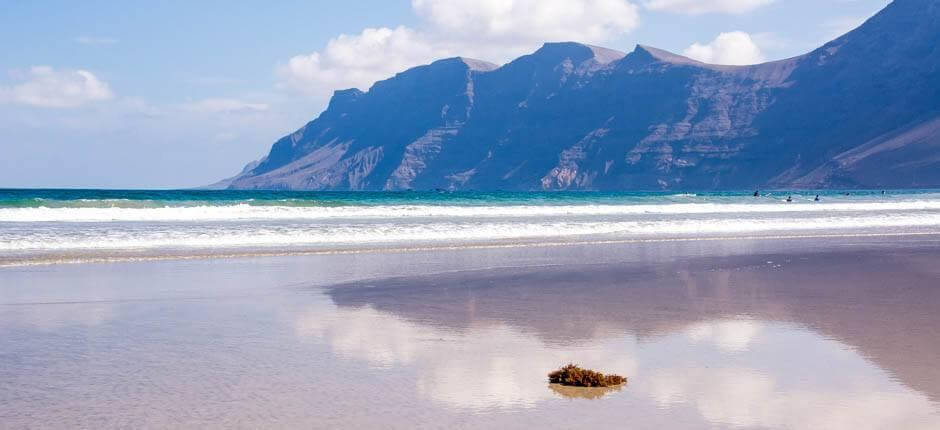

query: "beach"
left=2, top=233, right=940, bottom=429
left=4, top=0, right=940, bottom=427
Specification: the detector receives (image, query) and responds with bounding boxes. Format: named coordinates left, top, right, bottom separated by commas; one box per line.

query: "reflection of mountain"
left=326, top=246, right=940, bottom=403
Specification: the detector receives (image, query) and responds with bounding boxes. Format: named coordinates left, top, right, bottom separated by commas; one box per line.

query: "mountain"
left=225, top=0, right=940, bottom=191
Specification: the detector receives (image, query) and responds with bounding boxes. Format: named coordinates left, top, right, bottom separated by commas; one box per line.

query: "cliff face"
left=227, top=0, right=940, bottom=191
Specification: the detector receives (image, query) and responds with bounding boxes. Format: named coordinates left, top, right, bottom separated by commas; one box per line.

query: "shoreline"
left=2, top=228, right=940, bottom=428
left=3, top=230, right=940, bottom=268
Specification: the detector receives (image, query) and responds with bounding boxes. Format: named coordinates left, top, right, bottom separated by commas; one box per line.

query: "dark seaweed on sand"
left=548, top=364, right=626, bottom=387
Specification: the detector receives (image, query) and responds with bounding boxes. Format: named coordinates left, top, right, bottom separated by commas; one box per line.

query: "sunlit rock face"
left=227, top=0, right=940, bottom=190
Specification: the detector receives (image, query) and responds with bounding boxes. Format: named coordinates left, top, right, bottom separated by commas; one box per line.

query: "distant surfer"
left=753, top=190, right=760, bottom=197
left=814, top=194, right=820, bottom=202
left=882, top=190, right=886, bottom=195
left=786, top=195, right=793, bottom=202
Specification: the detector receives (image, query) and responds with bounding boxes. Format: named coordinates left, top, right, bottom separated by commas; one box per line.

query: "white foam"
left=2, top=213, right=939, bottom=252
left=2, top=200, right=940, bottom=223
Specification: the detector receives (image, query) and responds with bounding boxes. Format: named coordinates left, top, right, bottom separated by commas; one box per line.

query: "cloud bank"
left=278, top=0, right=640, bottom=96
left=644, top=0, right=774, bottom=15
left=0, top=66, right=113, bottom=108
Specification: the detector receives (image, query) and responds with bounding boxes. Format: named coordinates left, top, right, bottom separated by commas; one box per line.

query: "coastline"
left=4, top=189, right=940, bottom=269
left=3, top=230, right=940, bottom=268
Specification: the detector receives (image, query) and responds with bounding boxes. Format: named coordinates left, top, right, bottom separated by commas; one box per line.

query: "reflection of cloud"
left=650, top=368, right=775, bottom=425
left=648, top=367, right=940, bottom=429
left=295, top=305, right=637, bottom=409
left=686, top=318, right=762, bottom=352
left=297, top=301, right=940, bottom=427
left=297, top=306, right=435, bottom=367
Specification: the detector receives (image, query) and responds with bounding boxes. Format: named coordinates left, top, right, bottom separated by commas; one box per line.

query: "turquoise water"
left=0, top=188, right=929, bottom=208
left=1, top=188, right=939, bottom=266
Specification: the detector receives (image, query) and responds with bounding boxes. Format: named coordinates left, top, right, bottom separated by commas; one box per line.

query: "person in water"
left=814, top=194, right=820, bottom=201
left=753, top=190, right=760, bottom=197
left=786, top=195, right=793, bottom=202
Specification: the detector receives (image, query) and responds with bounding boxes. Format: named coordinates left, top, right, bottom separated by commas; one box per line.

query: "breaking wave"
left=2, top=190, right=939, bottom=265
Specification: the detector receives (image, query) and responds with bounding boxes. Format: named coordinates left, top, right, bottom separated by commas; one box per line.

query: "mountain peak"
left=326, top=88, right=363, bottom=110
left=430, top=57, right=499, bottom=72
left=631, top=44, right=704, bottom=66
left=533, top=42, right=625, bottom=64
left=456, top=57, right=500, bottom=71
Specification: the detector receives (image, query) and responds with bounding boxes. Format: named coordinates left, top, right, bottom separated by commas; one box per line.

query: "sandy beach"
left=2, top=234, right=939, bottom=428
left=4, top=0, right=940, bottom=427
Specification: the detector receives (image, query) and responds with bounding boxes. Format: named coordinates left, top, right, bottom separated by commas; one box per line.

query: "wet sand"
left=1, top=234, right=939, bottom=428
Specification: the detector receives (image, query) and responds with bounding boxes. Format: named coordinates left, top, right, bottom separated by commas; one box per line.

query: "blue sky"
left=0, top=0, right=891, bottom=188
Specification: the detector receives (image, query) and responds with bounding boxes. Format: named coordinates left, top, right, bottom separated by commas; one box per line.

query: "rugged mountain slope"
left=226, top=0, right=940, bottom=190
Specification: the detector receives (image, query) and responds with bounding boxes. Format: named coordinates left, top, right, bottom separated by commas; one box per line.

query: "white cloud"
left=413, top=0, right=639, bottom=47
left=644, top=0, right=773, bottom=14
left=683, top=31, right=764, bottom=65
left=75, top=36, right=118, bottom=45
left=277, top=26, right=440, bottom=96
left=181, top=97, right=270, bottom=114
left=0, top=66, right=114, bottom=108
left=278, top=0, right=640, bottom=96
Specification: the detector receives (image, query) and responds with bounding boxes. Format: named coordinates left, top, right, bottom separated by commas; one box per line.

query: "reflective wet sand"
left=1, top=235, right=939, bottom=428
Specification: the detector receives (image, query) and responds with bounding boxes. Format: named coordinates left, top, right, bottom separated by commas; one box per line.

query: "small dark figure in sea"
left=845, top=192, right=851, bottom=196
left=786, top=195, right=793, bottom=202
left=753, top=190, right=760, bottom=197
left=814, top=194, right=820, bottom=202
left=882, top=190, right=886, bottom=195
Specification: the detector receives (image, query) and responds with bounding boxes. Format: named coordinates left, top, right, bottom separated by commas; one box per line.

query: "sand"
left=1, top=234, right=939, bottom=428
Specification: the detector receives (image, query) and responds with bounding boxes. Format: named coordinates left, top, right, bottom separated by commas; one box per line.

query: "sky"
left=0, top=0, right=891, bottom=189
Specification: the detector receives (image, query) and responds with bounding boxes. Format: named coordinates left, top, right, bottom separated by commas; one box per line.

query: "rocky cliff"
left=226, top=0, right=940, bottom=190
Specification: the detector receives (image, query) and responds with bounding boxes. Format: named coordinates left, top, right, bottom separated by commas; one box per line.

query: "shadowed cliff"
left=226, top=0, right=940, bottom=190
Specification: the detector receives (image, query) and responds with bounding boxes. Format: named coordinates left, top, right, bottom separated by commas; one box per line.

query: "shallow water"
left=1, top=236, right=939, bottom=428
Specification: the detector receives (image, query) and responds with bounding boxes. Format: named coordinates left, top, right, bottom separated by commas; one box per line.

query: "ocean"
left=2, top=188, right=940, bottom=266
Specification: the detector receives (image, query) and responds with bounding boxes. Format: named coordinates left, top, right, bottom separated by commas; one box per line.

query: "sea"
left=2, top=188, right=940, bottom=266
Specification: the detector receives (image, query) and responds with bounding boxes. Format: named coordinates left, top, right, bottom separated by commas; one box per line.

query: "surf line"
left=2, top=230, right=939, bottom=268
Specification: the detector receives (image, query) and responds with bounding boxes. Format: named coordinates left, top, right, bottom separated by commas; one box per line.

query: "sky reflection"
left=303, top=250, right=940, bottom=428
left=3, top=240, right=939, bottom=428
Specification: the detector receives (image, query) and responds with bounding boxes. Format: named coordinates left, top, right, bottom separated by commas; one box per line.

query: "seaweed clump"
left=548, top=364, right=626, bottom=387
